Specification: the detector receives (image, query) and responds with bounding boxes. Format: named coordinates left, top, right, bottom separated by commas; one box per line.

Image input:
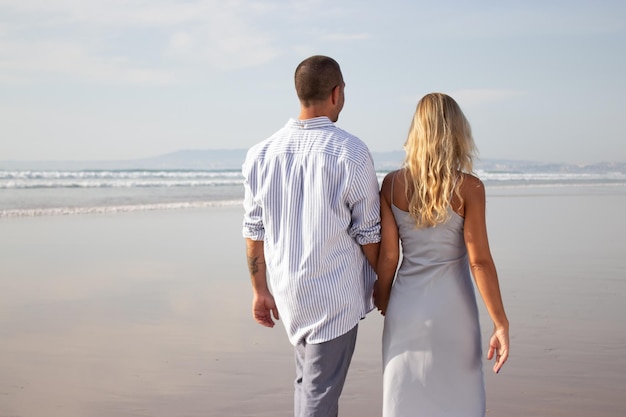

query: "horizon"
left=0, top=2, right=625, bottom=165
left=2, top=148, right=625, bottom=170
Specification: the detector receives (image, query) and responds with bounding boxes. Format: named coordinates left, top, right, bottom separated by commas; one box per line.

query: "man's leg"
left=293, top=325, right=358, bottom=417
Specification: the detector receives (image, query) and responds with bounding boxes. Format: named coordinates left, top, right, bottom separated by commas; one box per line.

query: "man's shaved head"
left=294, top=55, right=344, bottom=107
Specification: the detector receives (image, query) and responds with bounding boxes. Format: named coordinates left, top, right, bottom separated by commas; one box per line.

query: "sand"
left=1, top=186, right=625, bottom=416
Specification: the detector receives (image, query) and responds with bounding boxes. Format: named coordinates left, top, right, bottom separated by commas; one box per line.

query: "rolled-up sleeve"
left=242, top=160, right=265, bottom=241
left=347, top=153, right=381, bottom=245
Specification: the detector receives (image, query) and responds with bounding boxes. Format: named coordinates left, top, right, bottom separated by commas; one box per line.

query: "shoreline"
left=2, top=181, right=625, bottom=219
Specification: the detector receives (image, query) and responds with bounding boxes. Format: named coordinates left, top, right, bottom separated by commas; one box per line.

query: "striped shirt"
left=242, top=117, right=381, bottom=345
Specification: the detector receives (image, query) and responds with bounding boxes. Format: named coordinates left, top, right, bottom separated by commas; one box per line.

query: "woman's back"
left=381, top=169, right=485, bottom=417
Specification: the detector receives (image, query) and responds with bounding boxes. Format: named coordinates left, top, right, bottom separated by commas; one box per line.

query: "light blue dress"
left=382, top=202, right=485, bottom=417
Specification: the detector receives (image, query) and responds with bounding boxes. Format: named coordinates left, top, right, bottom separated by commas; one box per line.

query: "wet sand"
left=1, top=186, right=625, bottom=416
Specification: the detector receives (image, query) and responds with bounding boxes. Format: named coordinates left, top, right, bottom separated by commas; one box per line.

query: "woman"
left=375, top=93, right=509, bottom=417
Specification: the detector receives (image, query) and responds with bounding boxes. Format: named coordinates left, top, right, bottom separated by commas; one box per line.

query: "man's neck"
left=298, top=104, right=333, bottom=121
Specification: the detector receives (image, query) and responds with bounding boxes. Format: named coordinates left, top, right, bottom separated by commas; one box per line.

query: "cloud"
left=385, top=2, right=626, bottom=41
left=0, top=0, right=283, bottom=84
left=0, top=0, right=216, bottom=27
left=0, top=38, right=177, bottom=84
left=167, top=32, right=196, bottom=54
left=199, top=5, right=281, bottom=70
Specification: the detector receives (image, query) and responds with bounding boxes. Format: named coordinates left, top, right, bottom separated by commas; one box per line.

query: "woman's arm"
left=462, top=174, right=510, bottom=373
left=374, top=171, right=400, bottom=315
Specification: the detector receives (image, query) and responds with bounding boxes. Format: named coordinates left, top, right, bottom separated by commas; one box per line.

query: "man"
left=242, top=55, right=381, bottom=417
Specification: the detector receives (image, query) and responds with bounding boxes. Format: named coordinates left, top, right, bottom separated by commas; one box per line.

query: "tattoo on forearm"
left=247, top=255, right=264, bottom=275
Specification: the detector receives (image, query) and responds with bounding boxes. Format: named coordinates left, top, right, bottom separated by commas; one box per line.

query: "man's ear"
left=331, top=85, right=340, bottom=105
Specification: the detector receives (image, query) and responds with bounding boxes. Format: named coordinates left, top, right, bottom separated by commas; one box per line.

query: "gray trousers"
left=293, top=325, right=358, bottom=417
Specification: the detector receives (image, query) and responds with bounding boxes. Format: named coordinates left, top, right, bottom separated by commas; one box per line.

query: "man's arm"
left=348, top=152, right=382, bottom=255
left=245, top=238, right=279, bottom=328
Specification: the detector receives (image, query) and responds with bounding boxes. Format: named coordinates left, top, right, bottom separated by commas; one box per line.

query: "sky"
left=0, top=0, right=625, bottom=164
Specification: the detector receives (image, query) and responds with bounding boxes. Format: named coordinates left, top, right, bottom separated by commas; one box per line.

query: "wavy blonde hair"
left=403, top=93, right=477, bottom=228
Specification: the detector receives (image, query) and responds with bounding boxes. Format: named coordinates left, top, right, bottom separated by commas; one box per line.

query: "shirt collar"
left=286, top=116, right=334, bottom=130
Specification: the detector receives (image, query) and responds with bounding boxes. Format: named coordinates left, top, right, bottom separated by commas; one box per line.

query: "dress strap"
left=451, top=173, right=461, bottom=198
left=452, top=174, right=458, bottom=195
left=450, top=173, right=464, bottom=216
left=390, top=171, right=396, bottom=206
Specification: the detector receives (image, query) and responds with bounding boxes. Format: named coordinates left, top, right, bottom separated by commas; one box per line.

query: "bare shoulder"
left=380, top=170, right=399, bottom=202
left=460, top=173, right=484, bottom=193
left=380, top=169, right=404, bottom=204
left=459, top=173, right=486, bottom=210
left=381, top=169, right=403, bottom=190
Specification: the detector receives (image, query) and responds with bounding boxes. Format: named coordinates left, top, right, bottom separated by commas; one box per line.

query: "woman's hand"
left=487, top=326, right=509, bottom=373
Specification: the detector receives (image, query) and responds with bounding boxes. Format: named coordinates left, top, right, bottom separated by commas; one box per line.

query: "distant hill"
left=136, top=149, right=408, bottom=171
left=0, top=149, right=404, bottom=171
left=1, top=149, right=625, bottom=173
left=0, top=149, right=247, bottom=171
left=140, top=149, right=248, bottom=170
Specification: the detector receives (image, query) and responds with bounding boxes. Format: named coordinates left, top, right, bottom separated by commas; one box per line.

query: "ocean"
left=2, top=167, right=626, bottom=217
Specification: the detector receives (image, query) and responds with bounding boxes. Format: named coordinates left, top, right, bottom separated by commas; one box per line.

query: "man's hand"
left=373, top=280, right=390, bottom=316
left=252, top=291, right=279, bottom=328
left=245, top=238, right=278, bottom=327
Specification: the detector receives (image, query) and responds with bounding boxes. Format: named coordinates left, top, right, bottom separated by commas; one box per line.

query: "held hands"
left=487, top=326, right=510, bottom=374
left=373, top=280, right=390, bottom=316
left=252, top=291, right=279, bottom=328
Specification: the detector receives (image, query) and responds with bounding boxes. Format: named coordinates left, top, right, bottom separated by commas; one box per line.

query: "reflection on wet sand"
left=1, top=191, right=625, bottom=416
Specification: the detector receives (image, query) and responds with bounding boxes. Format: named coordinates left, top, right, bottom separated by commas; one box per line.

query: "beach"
left=1, top=186, right=626, bottom=416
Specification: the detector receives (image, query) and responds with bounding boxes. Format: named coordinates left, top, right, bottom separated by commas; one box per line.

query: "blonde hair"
left=403, top=93, right=477, bottom=228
